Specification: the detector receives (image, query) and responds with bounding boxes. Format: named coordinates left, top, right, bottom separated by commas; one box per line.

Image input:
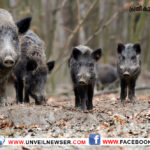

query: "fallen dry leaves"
left=100, top=122, right=109, bottom=127
left=0, top=121, right=13, bottom=129
left=123, top=2, right=133, bottom=9
left=56, top=120, right=71, bottom=127
left=15, top=125, right=25, bottom=129
left=0, top=114, right=5, bottom=120
left=115, top=116, right=125, bottom=125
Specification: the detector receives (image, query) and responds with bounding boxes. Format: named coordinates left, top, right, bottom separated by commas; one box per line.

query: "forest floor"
left=0, top=93, right=149, bottom=150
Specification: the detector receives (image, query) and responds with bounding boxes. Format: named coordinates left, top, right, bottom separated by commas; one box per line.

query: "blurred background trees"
left=1, top=0, right=150, bottom=95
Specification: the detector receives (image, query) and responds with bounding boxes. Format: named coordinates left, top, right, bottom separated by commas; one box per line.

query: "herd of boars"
left=0, top=9, right=142, bottom=111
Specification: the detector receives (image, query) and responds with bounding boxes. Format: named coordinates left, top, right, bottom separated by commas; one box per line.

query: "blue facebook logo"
left=89, top=134, right=100, bottom=145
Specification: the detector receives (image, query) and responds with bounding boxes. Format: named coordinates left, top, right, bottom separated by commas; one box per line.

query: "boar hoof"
left=120, top=98, right=126, bottom=106
left=130, top=97, right=136, bottom=104
left=87, top=105, right=93, bottom=110
left=35, top=101, right=42, bottom=105
left=17, top=101, right=23, bottom=104
left=81, top=105, right=86, bottom=111
left=35, top=100, right=46, bottom=105
left=0, top=98, right=9, bottom=106
left=24, top=99, right=29, bottom=103
left=75, top=103, right=80, bottom=107
left=120, top=98, right=126, bottom=102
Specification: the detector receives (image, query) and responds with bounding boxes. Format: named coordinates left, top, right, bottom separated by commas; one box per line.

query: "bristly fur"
left=0, top=9, right=30, bottom=106
left=14, top=30, right=54, bottom=105
left=0, top=9, right=17, bottom=31
left=19, top=30, right=47, bottom=72
left=68, top=45, right=102, bottom=111
left=0, top=9, right=17, bottom=106
left=117, top=43, right=141, bottom=103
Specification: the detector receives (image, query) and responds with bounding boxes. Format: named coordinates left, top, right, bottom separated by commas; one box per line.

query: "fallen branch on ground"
left=50, top=86, right=150, bottom=99
left=95, top=86, right=150, bottom=96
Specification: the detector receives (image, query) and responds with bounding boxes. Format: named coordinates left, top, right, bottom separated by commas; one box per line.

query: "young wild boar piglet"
left=117, top=43, right=141, bottom=104
left=68, top=45, right=102, bottom=111
left=14, top=30, right=55, bottom=105
left=0, top=9, right=31, bottom=106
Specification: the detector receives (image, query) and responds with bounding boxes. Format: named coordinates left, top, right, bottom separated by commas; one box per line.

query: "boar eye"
left=12, top=35, right=18, bottom=42
left=131, top=56, right=136, bottom=60
left=88, top=63, right=94, bottom=67
left=122, top=56, right=125, bottom=60
left=78, top=62, right=81, bottom=67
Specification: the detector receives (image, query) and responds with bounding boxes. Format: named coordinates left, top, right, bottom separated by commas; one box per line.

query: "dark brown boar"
left=14, top=30, right=55, bottom=105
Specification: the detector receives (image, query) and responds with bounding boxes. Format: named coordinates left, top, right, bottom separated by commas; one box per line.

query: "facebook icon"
left=89, top=134, right=100, bottom=145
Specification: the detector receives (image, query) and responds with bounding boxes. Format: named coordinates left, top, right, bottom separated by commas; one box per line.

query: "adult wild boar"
left=117, top=43, right=141, bottom=104
left=0, top=9, right=31, bottom=106
left=96, top=64, right=118, bottom=90
left=68, top=45, right=102, bottom=111
left=14, top=30, right=55, bottom=105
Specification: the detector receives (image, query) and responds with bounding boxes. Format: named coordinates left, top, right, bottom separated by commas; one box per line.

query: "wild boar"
left=96, top=64, right=118, bottom=90
left=0, top=9, right=31, bottom=106
left=68, top=45, right=102, bottom=110
left=14, top=30, right=55, bottom=105
left=117, top=43, right=141, bottom=103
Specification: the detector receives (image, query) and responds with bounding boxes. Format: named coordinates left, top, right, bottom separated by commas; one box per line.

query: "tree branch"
left=84, top=12, right=118, bottom=45
left=55, top=0, right=98, bottom=62
left=95, top=86, right=150, bottom=96
left=51, top=0, right=99, bottom=75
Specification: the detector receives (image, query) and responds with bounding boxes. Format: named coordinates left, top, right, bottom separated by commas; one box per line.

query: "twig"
left=53, top=0, right=67, bottom=12
left=52, top=10, right=118, bottom=75
left=51, top=5, right=133, bottom=75
left=95, top=89, right=118, bottom=96
left=8, top=0, right=22, bottom=11
left=76, top=0, right=81, bottom=24
left=51, top=0, right=99, bottom=76
left=84, top=12, right=118, bottom=45
left=95, top=86, right=150, bottom=96
left=62, top=26, right=74, bottom=34
left=135, top=108, right=148, bottom=119
left=55, top=0, right=98, bottom=63
left=50, top=85, right=150, bottom=98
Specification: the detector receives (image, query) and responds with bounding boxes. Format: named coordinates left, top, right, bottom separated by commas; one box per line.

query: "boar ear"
left=133, top=43, right=141, bottom=54
left=72, top=48, right=82, bottom=60
left=117, top=43, right=125, bottom=54
left=47, top=61, right=55, bottom=72
left=26, top=59, right=37, bottom=71
left=92, top=48, right=102, bottom=61
left=16, top=17, right=32, bottom=34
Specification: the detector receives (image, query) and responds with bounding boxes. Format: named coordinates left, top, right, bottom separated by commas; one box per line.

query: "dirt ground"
left=0, top=92, right=149, bottom=150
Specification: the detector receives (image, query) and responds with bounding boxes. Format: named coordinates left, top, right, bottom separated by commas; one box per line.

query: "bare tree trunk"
left=61, top=0, right=79, bottom=48
left=42, top=0, right=59, bottom=60
left=83, top=0, right=100, bottom=49
left=0, top=0, right=8, bottom=8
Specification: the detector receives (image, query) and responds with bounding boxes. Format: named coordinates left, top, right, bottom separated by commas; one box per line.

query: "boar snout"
left=35, top=95, right=46, bottom=105
left=77, top=73, right=90, bottom=85
left=3, top=56, right=15, bottom=67
left=79, top=80, right=86, bottom=85
left=123, top=71, right=130, bottom=78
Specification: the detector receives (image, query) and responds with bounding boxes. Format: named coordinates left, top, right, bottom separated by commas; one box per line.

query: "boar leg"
left=87, top=84, right=94, bottom=110
left=128, top=79, right=136, bottom=104
left=78, top=86, right=87, bottom=111
left=15, top=78, right=23, bottom=103
left=120, top=79, right=127, bottom=102
left=0, top=80, right=8, bottom=106
left=74, top=87, right=80, bottom=107
left=24, top=87, right=30, bottom=103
